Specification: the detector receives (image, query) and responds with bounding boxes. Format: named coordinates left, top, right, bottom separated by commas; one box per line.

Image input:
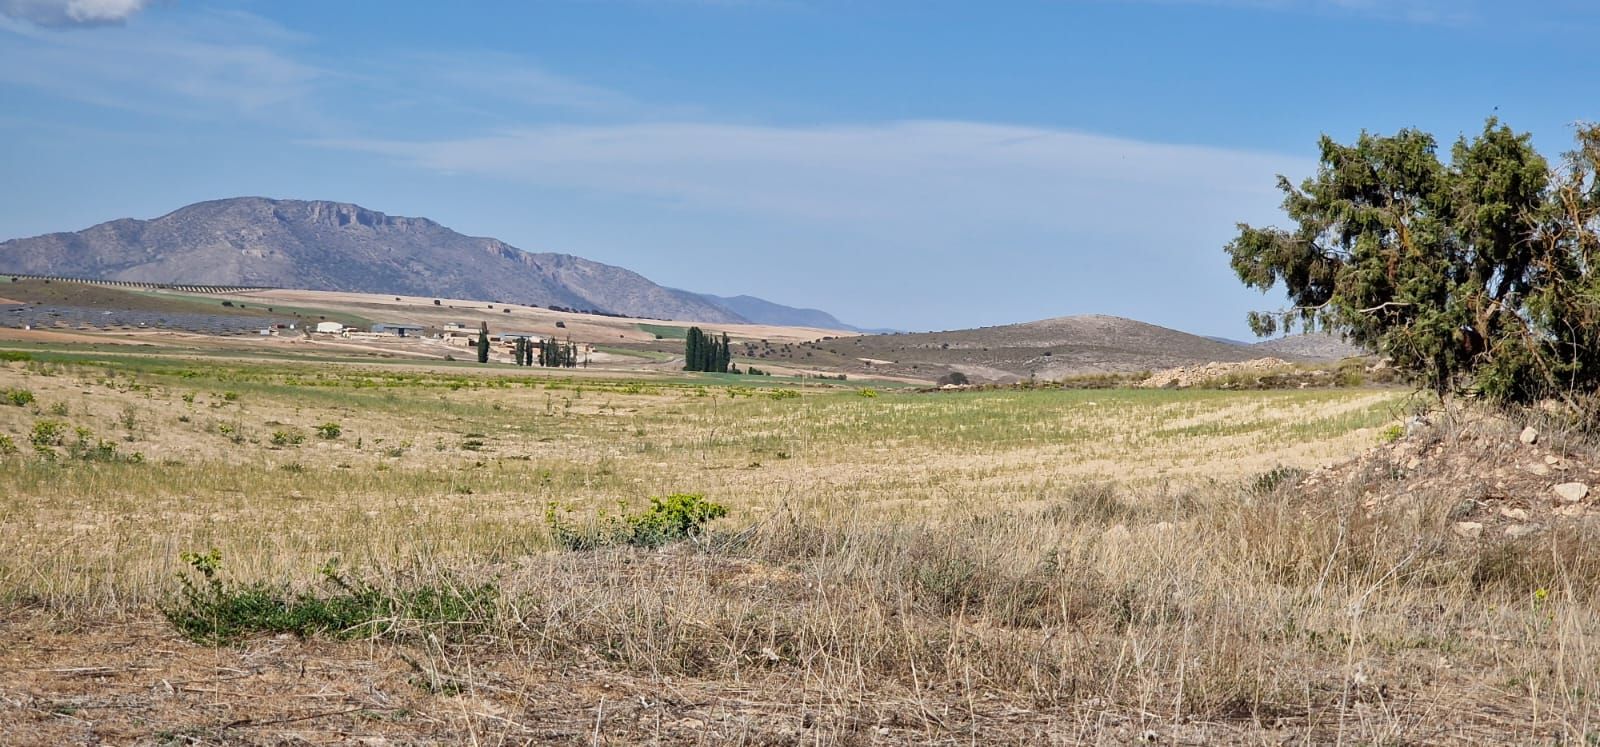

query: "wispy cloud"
left=0, top=0, right=148, bottom=27
left=315, top=120, right=1309, bottom=245
left=0, top=10, right=323, bottom=118
left=1101, top=0, right=1478, bottom=24
left=0, top=12, right=649, bottom=132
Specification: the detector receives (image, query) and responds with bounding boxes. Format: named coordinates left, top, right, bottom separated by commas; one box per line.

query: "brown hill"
left=0, top=197, right=743, bottom=323
left=742, top=314, right=1269, bottom=383
left=1250, top=332, right=1366, bottom=360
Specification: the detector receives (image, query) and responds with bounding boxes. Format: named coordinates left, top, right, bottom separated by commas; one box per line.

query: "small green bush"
left=271, top=429, right=306, bottom=447
left=1249, top=465, right=1306, bottom=496
left=315, top=422, right=342, bottom=440
left=0, top=434, right=16, bottom=455
left=30, top=420, right=65, bottom=449
left=547, top=493, right=729, bottom=550
left=2, top=388, right=33, bottom=407
left=858, top=388, right=879, bottom=398
left=163, top=550, right=494, bottom=646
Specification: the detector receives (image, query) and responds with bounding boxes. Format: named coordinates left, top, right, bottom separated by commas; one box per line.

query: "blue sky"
left=2, top=0, right=1598, bottom=336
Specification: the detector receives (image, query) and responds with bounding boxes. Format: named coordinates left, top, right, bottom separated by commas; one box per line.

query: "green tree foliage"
left=536, top=337, right=579, bottom=368
left=476, top=322, right=490, bottom=364
left=682, top=327, right=732, bottom=373
left=1227, top=119, right=1600, bottom=404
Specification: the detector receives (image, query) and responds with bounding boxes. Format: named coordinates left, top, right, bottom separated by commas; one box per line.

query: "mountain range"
left=0, top=197, right=868, bottom=330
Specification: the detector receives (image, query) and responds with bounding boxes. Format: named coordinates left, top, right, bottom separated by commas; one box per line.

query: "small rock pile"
left=1296, top=413, right=1600, bottom=542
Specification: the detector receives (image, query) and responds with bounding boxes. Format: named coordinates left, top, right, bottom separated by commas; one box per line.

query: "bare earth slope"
left=0, top=197, right=743, bottom=323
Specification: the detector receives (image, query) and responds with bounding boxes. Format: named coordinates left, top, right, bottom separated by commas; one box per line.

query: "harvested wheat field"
left=0, top=349, right=1595, bottom=744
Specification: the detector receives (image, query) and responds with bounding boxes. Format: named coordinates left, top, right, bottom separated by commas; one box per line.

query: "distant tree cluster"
left=683, top=327, right=731, bottom=373
left=539, top=337, right=580, bottom=368
left=513, top=337, right=535, bottom=366
left=1228, top=119, right=1600, bottom=406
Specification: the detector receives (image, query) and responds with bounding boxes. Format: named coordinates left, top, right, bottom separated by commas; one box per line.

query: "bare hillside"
left=740, top=314, right=1268, bottom=382
left=1251, top=332, right=1366, bottom=360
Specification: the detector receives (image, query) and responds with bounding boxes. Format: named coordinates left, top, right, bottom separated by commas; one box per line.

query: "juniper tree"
left=1227, top=118, right=1600, bottom=405
left=477, top=322, right=490, bottom=364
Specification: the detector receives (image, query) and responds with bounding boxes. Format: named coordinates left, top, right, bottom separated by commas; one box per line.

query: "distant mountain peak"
left=0, top=197, right=754, bottom=323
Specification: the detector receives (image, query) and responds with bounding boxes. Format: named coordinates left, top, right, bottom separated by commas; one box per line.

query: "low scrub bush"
left=547, top=493, right=729, bottom=550
left=315, top=422, right=342, bottom=440
left=270, top=429, right=306, bottom=447
left=2, top=388, right=33, bottom=407
left=163, top=550, right=494, bottom=646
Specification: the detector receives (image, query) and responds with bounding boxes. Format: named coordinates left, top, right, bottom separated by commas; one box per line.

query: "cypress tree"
left=684, top=327, right=703, bottom=371
left=718, top=332, right=731, bottom=373
left=476, top=322, right=490, bottom=364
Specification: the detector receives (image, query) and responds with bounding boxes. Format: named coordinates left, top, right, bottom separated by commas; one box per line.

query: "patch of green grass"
left=636, top=323, right=689, bottom=340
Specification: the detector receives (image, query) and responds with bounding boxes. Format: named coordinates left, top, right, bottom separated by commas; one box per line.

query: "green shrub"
left=2, top=388, right=33, bottom=407
left=162, top=550, right=494, bottom=646
left=1249, top=465, right=1306, bottom=496
left=30, top=420, right=65, bottom=449
left=270, top=429, right=306, bottom=447
left=0, top=434, right=16, bottom=456
left=315, top=422, right=342, bottom=440
left=546, top=493, right=729, bottom=550
left=0, top=351, right=32, bottom=362
left=858, top=388, right=879, bottom=398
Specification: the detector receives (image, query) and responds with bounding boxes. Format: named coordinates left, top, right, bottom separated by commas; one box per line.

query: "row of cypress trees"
left=539, top=337, right=580, bottom=368
left=474, top=323, right=579, bottom=368
left=683, top=327, right=731, bottom=373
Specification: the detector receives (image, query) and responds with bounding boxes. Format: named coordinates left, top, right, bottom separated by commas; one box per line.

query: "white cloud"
left=315, top=120, right=1309, bottom=244
left=1, top=0, right=148, bottom=27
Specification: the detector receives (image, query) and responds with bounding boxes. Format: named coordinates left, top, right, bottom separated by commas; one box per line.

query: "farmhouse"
left=314, top=322, right=344, bottom=334
left=370, top=323, right=425, bottom=337
left=495, top=331, right=543, bottom=344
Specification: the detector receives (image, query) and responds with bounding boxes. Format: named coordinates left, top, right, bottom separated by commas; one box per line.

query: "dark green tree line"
left=682, top=328, right=732, bottom=373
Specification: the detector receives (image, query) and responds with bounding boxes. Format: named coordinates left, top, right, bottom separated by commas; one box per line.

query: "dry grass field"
left=0, top=348, right=1594, bottom=744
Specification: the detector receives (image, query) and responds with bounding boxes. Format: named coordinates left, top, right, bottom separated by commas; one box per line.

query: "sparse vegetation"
left=0, top=345, right=1590, bottom=743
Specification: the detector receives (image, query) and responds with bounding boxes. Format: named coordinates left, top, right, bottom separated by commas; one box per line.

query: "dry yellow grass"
left=0, top=351, right=1594, bottom=744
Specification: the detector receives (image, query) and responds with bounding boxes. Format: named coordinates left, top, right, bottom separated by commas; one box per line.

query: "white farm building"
left=314, top=322, right=345, bottom=334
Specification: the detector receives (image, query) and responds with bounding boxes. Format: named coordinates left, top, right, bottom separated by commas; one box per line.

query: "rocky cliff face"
left=0, top=197, right=745, bottom=323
